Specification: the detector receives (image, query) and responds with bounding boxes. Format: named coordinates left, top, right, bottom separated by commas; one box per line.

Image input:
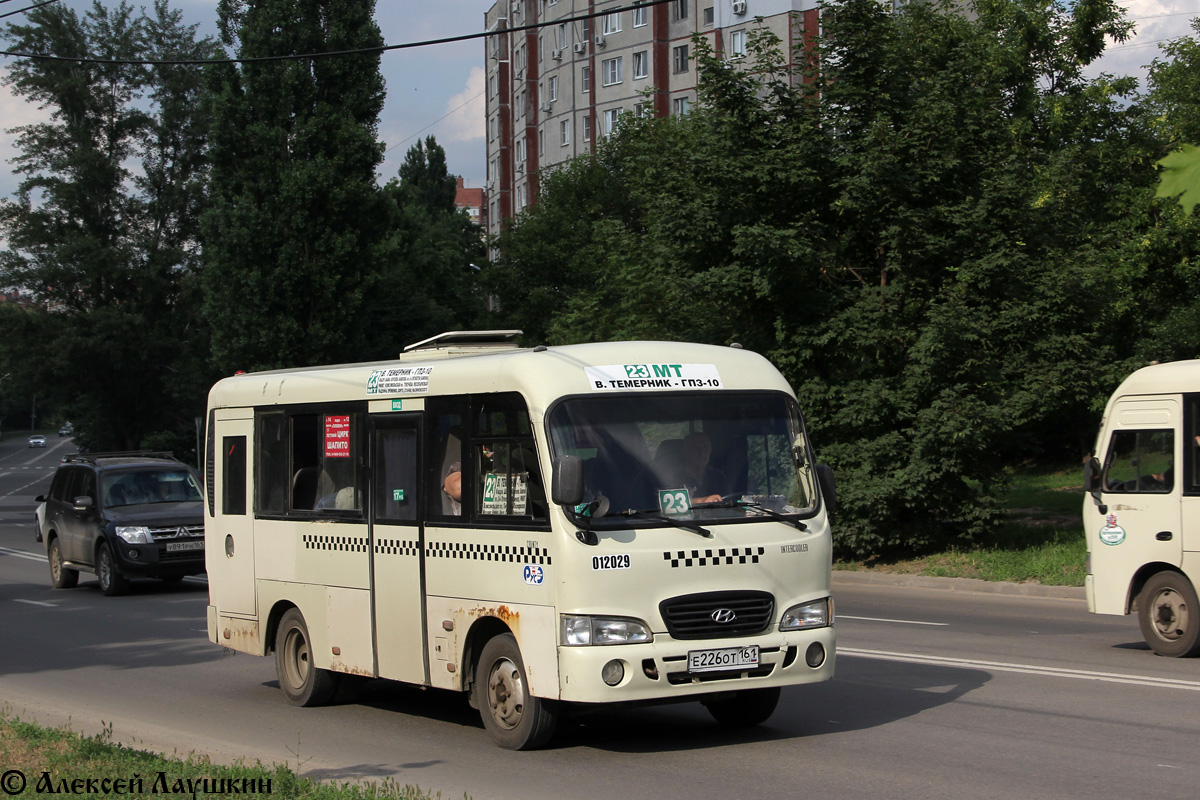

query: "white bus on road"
left=204, top=332, right=836, bottom=748
left=1084, top=359, right=1200, bottom=657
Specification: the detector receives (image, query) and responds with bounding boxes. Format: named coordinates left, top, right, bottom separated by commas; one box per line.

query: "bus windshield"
left=547, top=392, right=817, bottom=525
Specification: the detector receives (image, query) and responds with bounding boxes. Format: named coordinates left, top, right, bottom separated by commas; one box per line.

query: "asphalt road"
left=1, top=434, right=1198, bottom=800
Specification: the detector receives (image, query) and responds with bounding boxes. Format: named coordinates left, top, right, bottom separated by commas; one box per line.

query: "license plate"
left=687, top=645, right=760, bottom=673
left=165, top=541, right=203, bottom=552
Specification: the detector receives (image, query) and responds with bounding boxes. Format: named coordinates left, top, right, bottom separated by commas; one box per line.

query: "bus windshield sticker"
left=324, top=415, right=351, bottom=458
left=659, top=488, right=692, bottom=516
left=482, top=472, right=529, bottom=515
left=585, top=363, right=722, bottom=391
left=366, top=366, right=434, bottom=395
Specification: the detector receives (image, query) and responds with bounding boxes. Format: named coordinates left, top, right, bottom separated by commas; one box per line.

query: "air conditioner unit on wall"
left=516, top=163, right=525, bottom=174
left=552, top=48, right=563, bottom=60
left=573, top=41, right=587, bottom=54
left=541, top=102, right=552, bottom=112
left=594, top=35, right=606, bottom=48
left=732, top=0, right=747, bottom=14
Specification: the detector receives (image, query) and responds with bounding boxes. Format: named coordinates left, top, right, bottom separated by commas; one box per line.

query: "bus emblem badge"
left=711, top=608, right=737, bottom=624
left=523, top=565, right=544, bottom=585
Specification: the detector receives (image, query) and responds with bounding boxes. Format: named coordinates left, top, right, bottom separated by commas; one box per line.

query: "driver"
left=681, top=432, right=726, bottom=504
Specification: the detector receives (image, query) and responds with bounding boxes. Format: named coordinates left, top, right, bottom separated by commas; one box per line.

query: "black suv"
left=37, top=452, right=205, bottom=596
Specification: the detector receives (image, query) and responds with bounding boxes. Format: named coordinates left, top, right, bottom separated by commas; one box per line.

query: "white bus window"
left=549, top=392, right=817, bottom=522
left=256, top=409, right=362, bottom=514
left=222, top=436, right=247, bottom=515
left=1104, top=429, right=1174, bottom=493
left=375, top=426, right=417, bottom=522
left=471, top=394, right=547, bottom=522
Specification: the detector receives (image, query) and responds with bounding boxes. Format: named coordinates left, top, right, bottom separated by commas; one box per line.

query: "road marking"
left=0, top=546, right=46, bottom=562
left=840, top=647, right=1200, bottom=691
left=840, top=615, right=948, bottom=627
left=13, top=598, right=56, bottom=607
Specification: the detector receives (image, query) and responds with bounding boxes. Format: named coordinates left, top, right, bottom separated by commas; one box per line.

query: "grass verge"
left=835, top=462, right=1087, bottom=586
left=0, top=714, right=461, bottom=799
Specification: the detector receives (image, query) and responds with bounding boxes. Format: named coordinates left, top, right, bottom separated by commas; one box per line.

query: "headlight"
left=560, top=615, right=653, bottom=646
left=114, top=526, right=153, bottom=544
left=780, top=598, right=832, bottom=631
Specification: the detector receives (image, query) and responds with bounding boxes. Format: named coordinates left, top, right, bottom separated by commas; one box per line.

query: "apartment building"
left=483, top=0, right=821, bottom=241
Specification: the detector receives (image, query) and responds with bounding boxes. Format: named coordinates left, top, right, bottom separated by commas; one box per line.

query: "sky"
left=0, top=0, right=1198, bottom=206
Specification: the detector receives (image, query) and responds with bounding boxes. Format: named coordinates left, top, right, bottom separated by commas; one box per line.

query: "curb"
left=832, top=569, right=1085, bottom=600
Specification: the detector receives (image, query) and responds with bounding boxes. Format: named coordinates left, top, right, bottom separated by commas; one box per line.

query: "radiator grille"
left=659, top=591, right=774, bottom=640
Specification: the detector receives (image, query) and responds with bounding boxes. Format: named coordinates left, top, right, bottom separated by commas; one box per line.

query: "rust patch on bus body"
left=330, top=661, right=374, bottom=677
left=221, top=618, right=262, bottom=655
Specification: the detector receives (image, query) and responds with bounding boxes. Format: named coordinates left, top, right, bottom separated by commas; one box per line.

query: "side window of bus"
left=1185, top=394, right=1200, bottom=495
left=428, top=398, right=468, bottom=521
left=223, top=436, right=247, bottom=515
left=256, top=409, right=362, bottom=516
left=473, top=394, right=546, bottom=521
left=1103, top=429, right=1174, bottom=493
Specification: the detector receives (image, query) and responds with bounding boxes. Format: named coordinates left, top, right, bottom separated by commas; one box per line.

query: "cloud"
left=441, top=66, right=486, bottom=143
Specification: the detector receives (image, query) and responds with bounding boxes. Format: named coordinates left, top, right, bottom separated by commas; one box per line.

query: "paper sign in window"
left=324, top=415, right=351, bottom=458
left=481, top=472, right=529, bottom=515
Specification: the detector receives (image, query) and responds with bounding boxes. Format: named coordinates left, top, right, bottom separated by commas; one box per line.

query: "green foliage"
left=0, top=1, right=219, bottom=450
left=363, top=137, right=485, bottom=358
left=201, top=0, right=389, bottom=372
left=1155, top=145, right=1200, bottom=215
left=488, top=0, right=1165, bottom=558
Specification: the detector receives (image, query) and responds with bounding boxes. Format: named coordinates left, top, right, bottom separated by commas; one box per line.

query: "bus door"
left=211, top=413, right=255, bottom=616
left=1093, top=398, right=1182, bottom=610
left=369, top=414, right=428, bottom=685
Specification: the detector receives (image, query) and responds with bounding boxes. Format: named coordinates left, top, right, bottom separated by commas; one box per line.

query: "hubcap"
left=487, top=657, right=525, bottom=730
left=284, top=627, right=310, bottom=690
left=1151, top=588, right=1189, bottom=642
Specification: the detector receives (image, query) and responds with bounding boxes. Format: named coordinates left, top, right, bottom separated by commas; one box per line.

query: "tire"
left=47, top=538, right=78, bottom=589
left=1138, top=571, right=1200, bottom=657
left=96, top=542, right=129, bottom=597
left=703, top=686, right=782, bottom=727
left=274, top=608, right=340, bottom=706
left=473, top=633, right=558, bottom=750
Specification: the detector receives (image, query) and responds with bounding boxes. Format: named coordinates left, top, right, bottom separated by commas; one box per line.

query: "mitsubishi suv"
left=37, top=452, right=205, bottom=596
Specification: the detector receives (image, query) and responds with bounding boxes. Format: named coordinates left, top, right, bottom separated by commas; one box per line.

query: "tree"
left=487, top=0, right=1150, bottom=557
left=361, top=136, right=485, bottom=357
left=201, top=0, right=388, bottom=372
left=0, top=1, right=218, bottom=455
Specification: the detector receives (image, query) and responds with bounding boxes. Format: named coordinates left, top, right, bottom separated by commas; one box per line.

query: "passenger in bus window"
left=443, top=461, right=462, bottom=514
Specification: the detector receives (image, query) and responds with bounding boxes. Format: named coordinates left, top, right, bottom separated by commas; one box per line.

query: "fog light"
left=602, top=659, right=625, bottom=686
left=805, top=642, right=826, bottom=668
left=127, top=550, right=139, bottom=560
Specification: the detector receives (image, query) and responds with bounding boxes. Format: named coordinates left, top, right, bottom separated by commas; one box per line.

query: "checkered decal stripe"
left=426, top=542, right=552, bottom=565
left=303, top=534, right=368, bottom=553
left=664, top=547, right=765, bottom=568
left=374, top=539, right=420, bottom=557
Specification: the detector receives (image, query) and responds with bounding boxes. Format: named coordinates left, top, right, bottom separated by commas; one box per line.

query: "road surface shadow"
left=294, top=655, right=990, bottom=754
left=0, top=578, right=220, bottom=676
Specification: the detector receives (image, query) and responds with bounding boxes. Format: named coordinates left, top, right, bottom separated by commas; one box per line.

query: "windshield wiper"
left=616, top=508, right=712, bottom=538
left=690, top=498, right=808, bottom=531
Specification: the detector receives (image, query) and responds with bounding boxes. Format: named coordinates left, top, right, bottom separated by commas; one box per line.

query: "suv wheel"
left=97, top=543, right=130, bottom=597
left=48, top=538, right=78, bottom=589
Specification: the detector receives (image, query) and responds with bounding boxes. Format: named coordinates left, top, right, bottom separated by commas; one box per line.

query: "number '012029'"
left=592, top=554, right=631, bottom=571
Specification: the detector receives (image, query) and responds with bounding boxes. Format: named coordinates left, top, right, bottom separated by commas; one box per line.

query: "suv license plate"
left=687, top=645, right=760, bottom=674
left=166, top=541, right=203, bottom=552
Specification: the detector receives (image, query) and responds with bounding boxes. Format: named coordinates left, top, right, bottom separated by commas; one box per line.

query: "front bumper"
left=556, top=625, right=835, bottom=704
left=111, top=540, right=205, bottom=577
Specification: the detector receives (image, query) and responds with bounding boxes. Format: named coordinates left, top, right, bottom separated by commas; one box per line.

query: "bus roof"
left=1112, top=359, right=1200, bottom=399
left=206, top=340, right=794, bottom=419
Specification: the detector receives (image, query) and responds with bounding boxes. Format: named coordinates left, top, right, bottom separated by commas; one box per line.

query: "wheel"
left=703, top=686, right=781, bottom=727
left=274, top=608, right=339, bottom=706
left=47, top=538, right=78, bottom=589
left=1138, top=572, right=1200, bottom=657
left=96, top=543, right=129, bottom=597
left=473, top=633, right=558, bottom=750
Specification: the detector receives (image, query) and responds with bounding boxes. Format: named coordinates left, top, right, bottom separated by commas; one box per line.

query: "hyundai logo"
left=711, top=608, right=737, bottom=624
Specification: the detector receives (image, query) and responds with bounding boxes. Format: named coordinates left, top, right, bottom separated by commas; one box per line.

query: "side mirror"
left=817, top=464, right=836, bottom=513
left=551, top=455, right=585, bottom=506
left=72, top=495, right=94, bottom=513
left=35, top=494, right=45, bottom=503
left=1083, top=457, right=1101, bottom=492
